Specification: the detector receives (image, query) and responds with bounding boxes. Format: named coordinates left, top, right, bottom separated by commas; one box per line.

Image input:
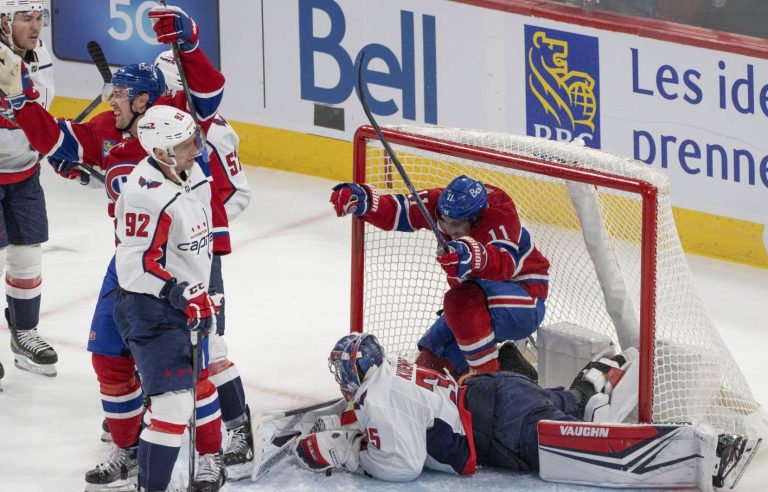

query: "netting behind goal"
left=350, top=125, right=760, bottom=434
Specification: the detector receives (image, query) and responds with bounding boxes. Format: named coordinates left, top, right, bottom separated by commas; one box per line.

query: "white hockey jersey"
left=115, top=158, right=213, bottom=298
left=0, top=38, right=54, bottom=181
left=344, top=356, right=476, bottom=482
left=207, top=114, right=251, bottom=221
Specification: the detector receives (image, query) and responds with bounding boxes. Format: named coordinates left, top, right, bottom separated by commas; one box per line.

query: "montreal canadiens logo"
left=105, top=163, right=137, bottom=203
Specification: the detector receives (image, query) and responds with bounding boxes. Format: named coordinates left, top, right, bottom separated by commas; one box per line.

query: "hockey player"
left=114, top=105, right=225, bottom=492
left=0, top=0, right=57, bottom=379
left=293, top=333, right=758, bottom=489
left=0, top=5, right=232, bottom=490
left=155, top=50, right=255, bottom=479
left=330, top=175, right=550, bottom=376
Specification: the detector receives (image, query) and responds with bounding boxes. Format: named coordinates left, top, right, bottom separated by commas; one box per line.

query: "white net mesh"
left=354, top=125, right=760, bottom=434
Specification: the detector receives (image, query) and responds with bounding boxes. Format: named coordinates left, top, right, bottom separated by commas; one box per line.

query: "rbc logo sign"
left=524, top=26, right=601, bottom=148
left=299, top=0, right=438, bottom=124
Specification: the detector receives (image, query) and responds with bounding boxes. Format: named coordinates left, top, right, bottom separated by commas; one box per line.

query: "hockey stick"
left=251, top=435, right=298, bottom=482
left=250, top=398, right=343, bottom=480
left=356, top=51, right=449, bottom=254
left=87, top=41, right=112, bottom=85
left=188, top=330, right=199, bottom=492
left=158, top=1, right=201, bottom=127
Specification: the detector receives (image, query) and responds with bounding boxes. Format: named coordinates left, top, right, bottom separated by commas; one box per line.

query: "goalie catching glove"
left=293, top=430, right=364, bottom=474
left=436, top=236, right=487, bottom=282
left=330, top=183, right=378, bottom=217
left=0, top=44, right=39, bottom=111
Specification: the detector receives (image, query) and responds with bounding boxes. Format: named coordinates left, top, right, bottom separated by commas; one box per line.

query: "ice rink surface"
left=0, top=166, right=766, bottom=491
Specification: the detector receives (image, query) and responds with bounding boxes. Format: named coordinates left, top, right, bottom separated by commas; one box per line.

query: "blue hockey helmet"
left=328, top=333, right=384, bottom=399
left=437, top=175, right=488, bottom=221
left=106, top=62, right=165, bottom=105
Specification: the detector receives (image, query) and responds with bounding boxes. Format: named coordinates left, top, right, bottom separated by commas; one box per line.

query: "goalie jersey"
left=114, top=158, right=212, bottom=298
left=345, top=356, right=476, bottom=481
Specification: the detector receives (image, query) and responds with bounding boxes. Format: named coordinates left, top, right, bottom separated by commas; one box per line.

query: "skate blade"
left=226, top=460, right=253, bottom=481
left=725, top=437, right=762, bottom=489
left=84, top=476, right=137, bottom=492
left=14, top=354, right=57, bottom=377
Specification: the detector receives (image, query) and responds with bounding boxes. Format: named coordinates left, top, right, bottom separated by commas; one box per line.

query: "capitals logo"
left=524, top=26, right=600, bottom=148
left=139, top=176, right=161, bottom=189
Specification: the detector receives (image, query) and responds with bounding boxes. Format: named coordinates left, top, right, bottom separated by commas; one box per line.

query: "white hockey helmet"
left=154, top=50, right=183, bottom=94
left=1, top=0, right=45, bottom=52
left=137, top=105, right=202, bottom=161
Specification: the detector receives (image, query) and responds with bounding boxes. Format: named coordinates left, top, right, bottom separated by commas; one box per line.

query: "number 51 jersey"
left=114, top=157, right=213, bottom=298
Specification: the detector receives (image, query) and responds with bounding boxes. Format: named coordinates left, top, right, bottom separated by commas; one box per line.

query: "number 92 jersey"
left=114, top=157, right=213, bottom=299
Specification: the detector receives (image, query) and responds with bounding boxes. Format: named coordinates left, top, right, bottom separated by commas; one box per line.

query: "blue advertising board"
left=524, top=25, right=601, bottom=148
left=51, top=0, right=220, bottom=68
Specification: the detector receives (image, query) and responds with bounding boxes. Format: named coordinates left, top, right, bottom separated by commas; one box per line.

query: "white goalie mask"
left=137, top=105, right=205, bottom=182
left=0, top=0, right=45, bottom=52
left=154, top=50, right=183, bottom=94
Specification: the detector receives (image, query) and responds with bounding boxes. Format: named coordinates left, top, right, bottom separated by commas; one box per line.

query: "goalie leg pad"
left=538, top=420, right=716, bottom=489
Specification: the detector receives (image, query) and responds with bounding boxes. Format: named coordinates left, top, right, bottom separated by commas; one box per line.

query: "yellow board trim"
left=50, top=96, right=768, bottom=268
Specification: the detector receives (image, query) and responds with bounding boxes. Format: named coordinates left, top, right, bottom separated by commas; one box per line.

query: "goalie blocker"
left=538, top=420, right=762, bottom=491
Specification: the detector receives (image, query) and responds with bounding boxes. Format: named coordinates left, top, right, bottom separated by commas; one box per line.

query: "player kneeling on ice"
left=291, top=333, right=760, bottom=490
left=330, top=175, right=550, bottom=378
left=113, top=106, right=226, bottom=492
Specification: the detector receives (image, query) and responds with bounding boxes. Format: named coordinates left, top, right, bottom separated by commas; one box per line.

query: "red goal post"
left=349, top=124, right=761, bottom=434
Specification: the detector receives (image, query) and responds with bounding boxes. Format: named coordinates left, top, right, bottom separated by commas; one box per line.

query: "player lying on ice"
left=330, top=175, right=550, bottom=379
left=288, top=333, right=760, bottom=490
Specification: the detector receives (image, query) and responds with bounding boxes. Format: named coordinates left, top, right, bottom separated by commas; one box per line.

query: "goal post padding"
left=350, top=124, right=761, bottom=436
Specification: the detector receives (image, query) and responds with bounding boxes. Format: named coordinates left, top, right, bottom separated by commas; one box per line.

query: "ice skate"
left=84, top=445, right=138, bottom=492
left=713, top=434, right=762, bottom=489
left=224, top=406, right=254, bottom=481
left=193, top=452, right=227, bottom=492
left=10, top=327, right=57, bottom=377
left=498, top=340, right=538, bottom=381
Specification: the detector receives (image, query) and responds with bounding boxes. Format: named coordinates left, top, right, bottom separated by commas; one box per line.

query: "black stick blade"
left=87, top=41, right=112, bottom=83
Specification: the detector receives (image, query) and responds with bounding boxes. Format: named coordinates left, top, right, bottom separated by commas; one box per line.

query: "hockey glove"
left=164, top=280, right=220, bottom=331
left=293, top=430, right=363, bottom=474
left=148, top=5, right=200, bottom=52
left=0, top=44, right=39, bottom=111
left=330, top=183, right=378, bottom=217
left=436, top=236, right=487, bottom=282
left=48, top=158, right=90, bottom=185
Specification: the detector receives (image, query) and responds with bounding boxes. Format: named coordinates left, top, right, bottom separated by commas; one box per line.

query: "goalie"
left=291, top=333, right=759, bottom=490
left=330, top=175, right=550, bottom=377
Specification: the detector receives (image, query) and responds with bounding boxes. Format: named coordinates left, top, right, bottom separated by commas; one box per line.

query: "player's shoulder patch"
left=138, top=176, right=162, bottom=189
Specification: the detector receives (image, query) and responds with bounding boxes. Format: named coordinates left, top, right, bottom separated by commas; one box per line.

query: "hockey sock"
left=444, top=282, right=499, bottom=373
left=195, top=375, right=223, bottom=455
left=92, top=354, right=144, bottom=447
left=208, top=358, right=247, bottom=429
left=5, top=244, right=42, bottom=330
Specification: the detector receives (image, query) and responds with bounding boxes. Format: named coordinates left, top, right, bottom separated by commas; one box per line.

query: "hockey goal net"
left=350, top=124, right=761, bottom=434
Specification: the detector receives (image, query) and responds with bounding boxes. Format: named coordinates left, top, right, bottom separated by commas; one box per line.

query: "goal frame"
left=349, top=125, right=659, bottom=423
